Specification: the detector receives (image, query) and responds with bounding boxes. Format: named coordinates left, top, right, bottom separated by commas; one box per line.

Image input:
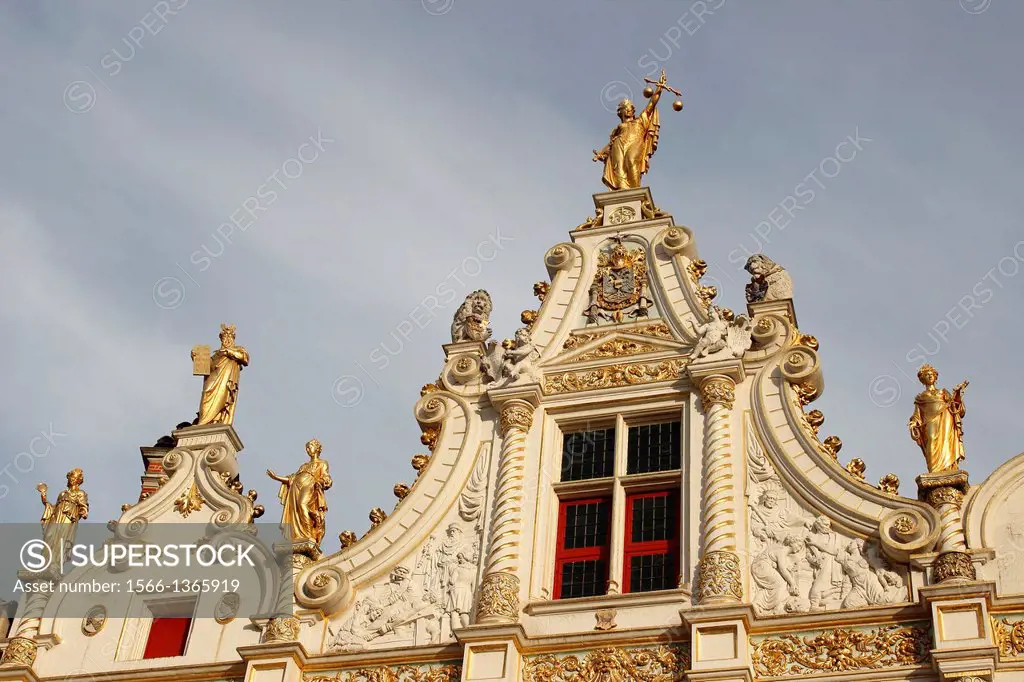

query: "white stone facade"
left=2, top=187, right=1024, bottom=682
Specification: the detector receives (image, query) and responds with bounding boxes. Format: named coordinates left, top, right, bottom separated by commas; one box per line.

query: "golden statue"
left=908, top=364, right=968, bottom=474
left=593, top=69, right=683, bottom=190
left=267, top=439, right=332, bottom=548
left=192, top=323, right=250, bottom=425
left=36, top=468, right=89, bottom=566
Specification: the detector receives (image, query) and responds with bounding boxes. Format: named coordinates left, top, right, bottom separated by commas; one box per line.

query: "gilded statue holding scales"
left=192, top=323, right=250, bottom=426
left=908, top=364, right=968, bottom=474
left=593, top=69, right=683, bottom=190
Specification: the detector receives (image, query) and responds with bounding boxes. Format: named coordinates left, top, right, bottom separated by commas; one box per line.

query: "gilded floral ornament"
left=927, top=486, right=965, bottom=508
left=477, top=572, right=520, bottom=622
left=521, top=309, right=539, bottom=328
left=524, top=645, right=690, bottom=682
left=338, top=530, right=357, bottom=549
left=607, top=206, right=637, bottom=225
left=420, top=425, right=440, bottom=451
left=263, top=616, right=300, bottom=644
left=845, top=458, right=866, bottom=480
left=368, top=507, right=387, bottom=529
left=545, top=359, right=686, bottom=394
left=499, top=403, right=535, bottom=435
left=803, top=409, right=824, bottom=437
left=933, top=550, right=976, bottom=582
left=306, top=664, right=462, bottom=682
left=562, top=323, right=673, bottom=351
left=995, top=615, right=1024, bottom=659
left=411, top=453, right=430, bottom=477
left=795, top=333, right=819, bottom=350
left=174, top=482, right=204, bottom=518
left=879, top=473, right=901, bottom=495
left=393, top=483, right=410, bottom=501
left=696, top=550, right=742, bottom=603
left=751, top=624, right=930, bottom=677
left=568, top=338, right=663, bottom=363
left=534, top=280, right=550, bottom=301
left=687, top=258, right=707, bottom=283
left=640, top=198, right=668, bottom=220
left=0, top=637, right=38, bottom=667
left=822, top=435, right=842, bottom=459
left=699, top=376, right=736, bottom=410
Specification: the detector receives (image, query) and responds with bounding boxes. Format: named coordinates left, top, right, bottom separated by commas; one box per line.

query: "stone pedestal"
left=237, top=641, right=307, bottom=682
left=918, top=470, right=977, bottom=583
left=0, top=666, right=40, bottom=682
left=454, top=624, right=526, bottom=682
left=920, top=582, right=999, bottom=681
left=746, top=298, right=797, bottom=328
left=682, top=605, right=755, bottom=682
left=172, top=422, right=243, bottom=454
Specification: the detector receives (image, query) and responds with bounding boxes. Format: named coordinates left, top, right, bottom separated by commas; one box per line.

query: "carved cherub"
left=497, top=327, right=543, bottom=386
left=688, top=306, right=753, bottom=359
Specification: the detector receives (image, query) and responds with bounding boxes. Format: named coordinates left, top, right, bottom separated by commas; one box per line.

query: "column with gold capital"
left=688, top=359, right=745, bottom=605
left=477, top=384, right=542, bottom=624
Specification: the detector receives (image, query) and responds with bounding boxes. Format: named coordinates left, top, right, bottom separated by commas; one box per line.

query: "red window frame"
left=142, top=617, right=192, bottom=659
left=553, top=496, right=611, bottom=600
left=622, top=490, right=679, bottom=594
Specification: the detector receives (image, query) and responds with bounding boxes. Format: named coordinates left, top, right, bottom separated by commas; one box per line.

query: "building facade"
left=2, top=179, right=1024, bottom=682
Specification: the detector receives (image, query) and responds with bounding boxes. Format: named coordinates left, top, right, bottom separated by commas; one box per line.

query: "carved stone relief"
left=745, top=418, right=908, bottom=616
left=328, top=455, right=487, bottom=651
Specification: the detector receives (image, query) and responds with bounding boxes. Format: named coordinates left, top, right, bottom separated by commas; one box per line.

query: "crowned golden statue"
left=36, top=468, right=89, bottom=567
left=593, top=69, right=683, bottom=190
left=908, top=364, right=968, bottom=474
left=192, top=323, right=250, bottom=426
left=268, top=439, right=332, bottom=548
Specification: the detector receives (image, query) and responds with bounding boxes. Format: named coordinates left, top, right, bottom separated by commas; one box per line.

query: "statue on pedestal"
left=908, top=364, right=968, bottom=474
left=192, top=323, right=250, bottom=425
left=268, top=439, right=332, bottom=549
left=593, top=69, right=683, bottom=190
left=37, top=468, right=89, bottom=566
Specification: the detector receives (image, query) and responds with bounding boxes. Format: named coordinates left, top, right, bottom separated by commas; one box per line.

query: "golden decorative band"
left=0, top=637, right=39, bottom=667
left=933, top=551, right=976, bottom=583
left=699, top=376, right=736, bottom=410
left=499, top=401, right=535, bottom=435
left=476, top=572, right=520, bottom=623
left=696, top=550, right=742, bottom=603
left=927, top=486, right=965, bottom=509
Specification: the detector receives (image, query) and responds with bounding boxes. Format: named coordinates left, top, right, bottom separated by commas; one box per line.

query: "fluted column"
left=919, top=472, right=976, bottom=583
left=477, top=388, right=539, bottom=624
left=695, top=375, right=742, bottom=604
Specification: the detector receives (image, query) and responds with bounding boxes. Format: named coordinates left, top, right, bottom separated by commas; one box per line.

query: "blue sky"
left=1, top=0, right=1021, bottom=552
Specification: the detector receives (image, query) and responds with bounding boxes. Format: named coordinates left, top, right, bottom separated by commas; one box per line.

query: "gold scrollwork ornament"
left=524, top=645, right=690, bottom=682
left=995, top=616, right=1024, bottom=659
left=752, top=625, right=930, bottom=677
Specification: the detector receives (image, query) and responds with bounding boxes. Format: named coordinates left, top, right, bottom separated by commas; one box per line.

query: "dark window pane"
left=559, top=559, right=607, bottom=599
left=630, top=495, right=675, bottom=543
left=628, top=554, right=674, bottom=593
left=562, top=428, right=615, bottom=481
left=627, top=422, right=681, bottom=474
left=563, top=501, right=610, bottom=549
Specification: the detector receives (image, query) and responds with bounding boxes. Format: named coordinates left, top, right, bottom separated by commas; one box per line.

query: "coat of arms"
left=584, top=238, right=653, bottom=324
